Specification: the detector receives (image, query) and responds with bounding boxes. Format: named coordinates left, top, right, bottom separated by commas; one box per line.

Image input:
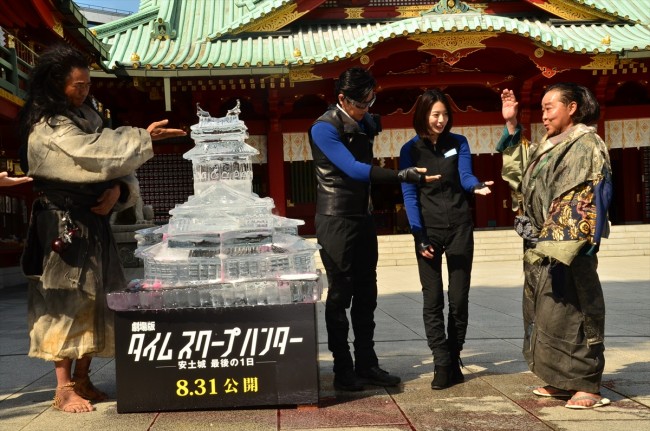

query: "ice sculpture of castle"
left=107, top=101, right=322, bottom=310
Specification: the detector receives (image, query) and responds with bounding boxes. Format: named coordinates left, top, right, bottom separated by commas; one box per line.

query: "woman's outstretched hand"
left=474, top=180, right=494, bottom=196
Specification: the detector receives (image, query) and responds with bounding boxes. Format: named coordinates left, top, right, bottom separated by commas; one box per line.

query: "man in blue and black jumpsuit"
left=308, top=67, right=435, bottom=391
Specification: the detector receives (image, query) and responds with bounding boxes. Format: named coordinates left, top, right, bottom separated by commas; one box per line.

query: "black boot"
left=450, top=355, right=465, bottom=383
left=430, top=365, right=451, bottom=390
left=448, top=340, right=464, bottom=384
left=334, top=368, right=364, bottom=391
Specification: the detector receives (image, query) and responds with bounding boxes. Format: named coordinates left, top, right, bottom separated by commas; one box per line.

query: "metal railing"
left=0, top=28, right=37, bottom=101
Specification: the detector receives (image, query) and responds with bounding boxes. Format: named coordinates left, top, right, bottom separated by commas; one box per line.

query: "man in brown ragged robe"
left=24, top=101, right=154, bottom=361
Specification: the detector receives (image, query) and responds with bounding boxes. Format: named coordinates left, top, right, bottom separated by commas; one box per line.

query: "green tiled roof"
left=93, top=0, right=650, bottom=74
left=580, top=0, right=650, bottom=24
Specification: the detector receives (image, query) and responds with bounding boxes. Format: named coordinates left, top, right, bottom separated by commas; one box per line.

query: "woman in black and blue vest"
left=400, top=89, right=493, bottom=389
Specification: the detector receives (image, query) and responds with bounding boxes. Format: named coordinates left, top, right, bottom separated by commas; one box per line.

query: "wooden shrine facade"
left=1, top=0, right=650, bottom=242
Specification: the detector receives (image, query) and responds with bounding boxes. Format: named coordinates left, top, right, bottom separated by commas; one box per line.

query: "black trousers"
left=417, top=223, right=473, bottom=366
left=315, top=213, right=378, bottom=373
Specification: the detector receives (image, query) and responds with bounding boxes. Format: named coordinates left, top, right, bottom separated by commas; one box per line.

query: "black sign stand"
left=114, top=303, right=319, bottom=413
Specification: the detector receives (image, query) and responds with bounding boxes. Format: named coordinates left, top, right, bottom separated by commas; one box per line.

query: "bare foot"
left=72, top=374, right=109, bottom=402
left=52, top=383, right=95, bottom=413
left=533, top=385, right=572, bottom=398
left=565, top=391, right=611, bottom=409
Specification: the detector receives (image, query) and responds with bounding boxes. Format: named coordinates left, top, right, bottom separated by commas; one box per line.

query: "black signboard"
left=114, top=303, right=319, bottom=413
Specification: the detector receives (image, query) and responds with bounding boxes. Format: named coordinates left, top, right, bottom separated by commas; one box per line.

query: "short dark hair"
left=412, top=89, right=453, bottom=139
left=545, top=82, right=600, bottom=125
left=335, top=67, right=375, bottom=102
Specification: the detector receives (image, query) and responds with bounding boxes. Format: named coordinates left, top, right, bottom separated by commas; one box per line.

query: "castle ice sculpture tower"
left=108, top=101, right=322, bottom=310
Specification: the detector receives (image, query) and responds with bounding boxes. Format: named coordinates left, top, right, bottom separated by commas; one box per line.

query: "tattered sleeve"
left=28, top=117, right=154, bottom=183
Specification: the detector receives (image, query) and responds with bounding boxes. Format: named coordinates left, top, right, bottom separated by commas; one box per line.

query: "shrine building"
left=1, top=0, right=649, bottom=240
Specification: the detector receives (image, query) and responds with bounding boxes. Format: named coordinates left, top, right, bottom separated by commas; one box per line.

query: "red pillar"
left=267, top=90, right=287, bottom=216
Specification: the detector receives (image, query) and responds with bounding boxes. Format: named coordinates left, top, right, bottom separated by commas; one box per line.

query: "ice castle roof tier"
left=136, top=232, right=319, bottom=285
left=190, top=102, right=248, bottom=138
left=185, top=102, right=258, bottom=195
left=167, top=182, right=277, bottom=233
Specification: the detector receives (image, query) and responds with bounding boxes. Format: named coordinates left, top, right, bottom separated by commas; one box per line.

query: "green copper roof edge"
left=207, top=0, right=293, bottom=42
left=100, top=8, right=650, bottom=70
left=295, top=16, right=646, bottom=64
left=576, top=0, right=639, bottom=24
left=90, top=66, right=289, bottom=78
left=93, top=7, right=161, bottom=38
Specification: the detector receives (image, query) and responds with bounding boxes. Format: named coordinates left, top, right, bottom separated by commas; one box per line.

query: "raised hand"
left=501, top=89, right=519, bottom=133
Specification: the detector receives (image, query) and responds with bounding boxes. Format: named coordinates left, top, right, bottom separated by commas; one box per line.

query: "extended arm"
left=311, top=122, right=433, bottom=184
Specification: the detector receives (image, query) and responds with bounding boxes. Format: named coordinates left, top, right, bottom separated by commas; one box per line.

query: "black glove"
left=417, top=240, right=432, bottom=255
left=473, top=182, right=487, bottom=191
left=414, top=232, right=432, bottom=254
left=397, top=167, right=424, bottom=184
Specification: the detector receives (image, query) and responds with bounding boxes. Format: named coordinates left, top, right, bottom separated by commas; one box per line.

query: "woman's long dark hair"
left=18, top=44, right=89, bottom=171
left=412, top=88, right=454, bottom=141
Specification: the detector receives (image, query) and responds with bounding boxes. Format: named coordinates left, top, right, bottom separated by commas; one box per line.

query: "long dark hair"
left=18, top=44, right=89, bottom=171
left=545, top=82, right=600, bottom=125
left=412, top=88, right=454, bottom=141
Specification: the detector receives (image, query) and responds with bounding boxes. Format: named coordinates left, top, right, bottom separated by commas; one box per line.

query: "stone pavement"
left=1, top=256, right=649, bottom=431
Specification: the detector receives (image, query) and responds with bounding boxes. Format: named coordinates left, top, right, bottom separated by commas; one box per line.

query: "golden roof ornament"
left=131, top=52, right=141, bottom=62
left=601, top=34, right=611, bottom=45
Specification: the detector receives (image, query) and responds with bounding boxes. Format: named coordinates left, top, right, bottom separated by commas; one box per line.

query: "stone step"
left=2, top=226, right=647, bottom=288
left=311, top=224, right=650, bottom=269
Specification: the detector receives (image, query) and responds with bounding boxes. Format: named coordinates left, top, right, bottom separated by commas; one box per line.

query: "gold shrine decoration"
left=237, top=3, right=309, bottom=33
left=396, top=6, right=433, bottom=18
left=0, top=87, right=25, bottom=107
left=410, top=33, right=492, bottom=65
left=52, top=18, right=64, bottom=37
left=529, top=0, right=620, bottom=22
left=344, top=8, right=364, bottom=19
left=289, top=67, right=322, bottom=83
left=581, top=54, right=617, bottom=70
left=410, top=33, right=492, bottom=54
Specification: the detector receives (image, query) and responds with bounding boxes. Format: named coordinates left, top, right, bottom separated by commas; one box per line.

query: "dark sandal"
left=72, top=373, right=109, bottom=402
left=52, top=382, right=95, bottom=413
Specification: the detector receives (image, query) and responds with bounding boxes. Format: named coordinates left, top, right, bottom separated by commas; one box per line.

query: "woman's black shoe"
left=430, top=365, right=451, bottom=389
left=451, top=357, right=465, bottom=383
